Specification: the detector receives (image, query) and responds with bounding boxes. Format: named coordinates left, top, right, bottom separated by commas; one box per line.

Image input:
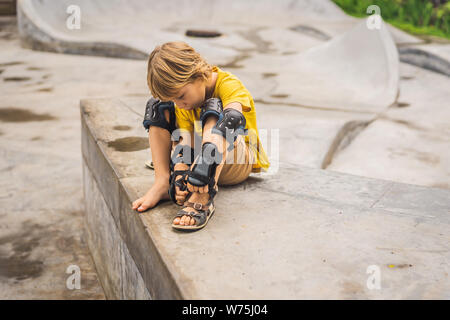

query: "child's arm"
left=223, top=101, right=243, bottom=113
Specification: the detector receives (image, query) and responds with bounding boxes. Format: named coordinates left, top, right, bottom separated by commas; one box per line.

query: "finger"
left=176, top=189, right=188, bottom=196
left=176, top=189, right=186, bottom=197
left=175, top=195, right=185, bottom=204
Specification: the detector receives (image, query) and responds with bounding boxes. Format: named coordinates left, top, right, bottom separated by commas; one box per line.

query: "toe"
left=173, top=217, right=180, bottom=225
left=186, top=214, right=194, bottom=226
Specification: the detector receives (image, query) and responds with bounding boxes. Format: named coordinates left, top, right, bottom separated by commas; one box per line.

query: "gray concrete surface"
left=328, top=62, right=450, bottom=188
left=399, top=44, right=450, bottom=77
left=81, top=97, right=450, bottom=299
left=16, top=0, right=350, bottom=61
left=241, top=18, right=399, bottom=113
left=0, top=16, right=152, bottom=299
left=16, top=0, right=424, bottom=59
left=15, top=0, right=450, bottom=189
left=2, top=0, right=449, bottom=299
left=17, top=0, right=401, bottom=112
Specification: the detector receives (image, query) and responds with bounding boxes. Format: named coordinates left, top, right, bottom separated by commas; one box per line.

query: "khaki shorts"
left=217, top=135, right=255, bottom=186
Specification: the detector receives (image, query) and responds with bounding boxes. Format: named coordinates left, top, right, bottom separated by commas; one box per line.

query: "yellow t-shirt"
left=174, top=65, right=270, bottom=173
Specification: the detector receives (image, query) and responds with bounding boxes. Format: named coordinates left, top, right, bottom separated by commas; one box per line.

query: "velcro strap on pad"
left=200, top=98, right=223, bottom=128
left=187, top=142, right=222, bottom=188
left=142, top=97, right=176, bottom=134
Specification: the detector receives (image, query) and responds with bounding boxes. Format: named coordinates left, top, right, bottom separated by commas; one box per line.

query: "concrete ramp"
left=17, top=0, right=423, bottom=61
left=249, top=18, right=399, bottom=113
left=18, top=0, right=401, bottom=113
left=17, top=0, right=349, bottom=64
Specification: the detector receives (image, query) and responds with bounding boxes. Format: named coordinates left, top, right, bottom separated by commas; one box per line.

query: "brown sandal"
left=171, top=192, right=216, bottom=231
left=145, top=160, right=154, bottom=170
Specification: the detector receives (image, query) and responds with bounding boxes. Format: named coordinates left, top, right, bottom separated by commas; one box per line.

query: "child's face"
left=170, top=78, right=206, bottom=111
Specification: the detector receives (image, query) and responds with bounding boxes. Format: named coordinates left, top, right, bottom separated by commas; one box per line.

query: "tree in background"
left=333, top=0, right=450, bottom=39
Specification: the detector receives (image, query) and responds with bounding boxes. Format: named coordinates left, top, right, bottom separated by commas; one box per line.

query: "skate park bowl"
left=18, top=0, right=409, bottom=112
left=16, top=0, right=450, bottom=298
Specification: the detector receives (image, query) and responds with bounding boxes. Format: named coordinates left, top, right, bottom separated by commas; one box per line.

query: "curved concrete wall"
left=17, top=0, right=402, bottom=112
left=17, top=0, right=349, bottom=60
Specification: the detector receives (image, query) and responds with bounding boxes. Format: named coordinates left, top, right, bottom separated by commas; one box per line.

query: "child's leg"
left=150, top=122, right=172, bottom=184
left=132, top=108, right=174, bottom=212
left=174, top=114, right=249, bottom=226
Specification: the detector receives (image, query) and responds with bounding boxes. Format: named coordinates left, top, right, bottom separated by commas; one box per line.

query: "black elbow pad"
left=199, top=98, right=223, bottom=128
left=211, top=108, right=248, bottom=150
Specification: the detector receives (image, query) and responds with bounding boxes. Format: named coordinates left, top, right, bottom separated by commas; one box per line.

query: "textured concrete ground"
left=1, top=0, right=450, bottom=299
left=0, top=16, right=150, bottom=299
left=17, top=0, right=450, bottom=189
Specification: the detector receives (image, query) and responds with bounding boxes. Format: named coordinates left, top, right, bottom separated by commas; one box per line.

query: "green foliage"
left=332, top=0, right=450, bottom=39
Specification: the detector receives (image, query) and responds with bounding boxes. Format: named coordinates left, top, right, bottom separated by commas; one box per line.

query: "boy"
left=132, top=41, right=270, bottom=231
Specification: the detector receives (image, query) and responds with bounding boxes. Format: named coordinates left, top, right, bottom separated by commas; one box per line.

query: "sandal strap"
left=175, top=195, right=214, bottom=221
left=175, top=205, right=211, bottom=226
left=184, top=199, right=212, bottom=211
left=176, top=209, right=207, bottom=217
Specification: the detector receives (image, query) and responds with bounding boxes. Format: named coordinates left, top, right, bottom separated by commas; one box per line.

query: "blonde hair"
left=147, top=41, right=213, bottom=101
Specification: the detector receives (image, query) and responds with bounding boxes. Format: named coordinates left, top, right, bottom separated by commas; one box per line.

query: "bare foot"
left=132, top=181, right=170, bottom=212
left=172, top=191, right=211, bottom=226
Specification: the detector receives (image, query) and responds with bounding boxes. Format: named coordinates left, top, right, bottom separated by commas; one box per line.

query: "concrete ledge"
left=81, top=97, right=450, bottom=299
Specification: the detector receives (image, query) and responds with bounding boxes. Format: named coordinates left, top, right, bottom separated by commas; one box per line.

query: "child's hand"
left=186, top=181, right=211, bottom=194
left=173, top=162, right=190, bottom=205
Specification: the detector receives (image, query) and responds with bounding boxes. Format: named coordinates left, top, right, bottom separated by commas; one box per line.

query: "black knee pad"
left=211, top=108, right=248, bottom=151
left=200, top=98, right=223, bottom=129
left=142, top=97, right=176, bottom=134
left=186, top=142, right=222, bottom=198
